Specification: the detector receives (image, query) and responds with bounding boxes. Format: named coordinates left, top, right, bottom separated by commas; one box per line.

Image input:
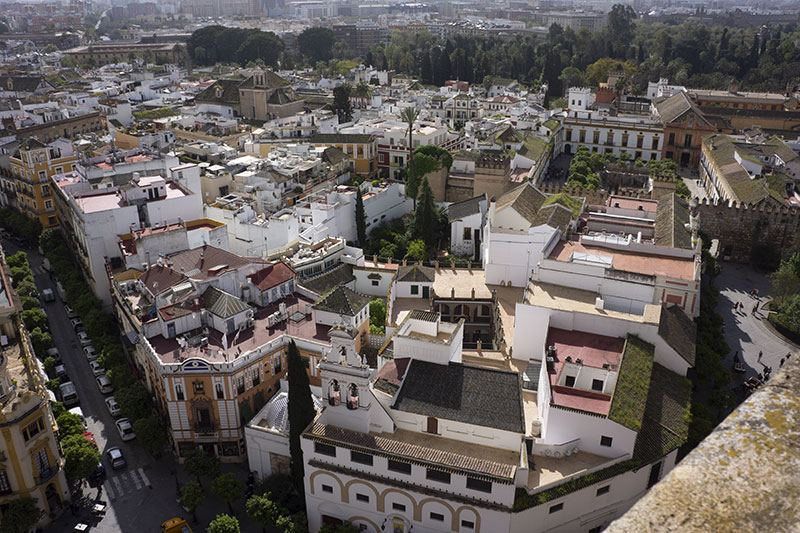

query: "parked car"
left=64, top=304, right=78, bottom=319
left=115, top=418, right=135, bottom=441
left=70, top=317, right=83, bottom=332
left=77, top=331, right=91, bottom=346
left=41, top=288, right=55, bottom=302
left=89, top=361, right=104, bottom=376
left=54, top=364, right=68, bottom=379
left=83, top=431, right=98, bottom=449
left=83, top=346, right=97, bottom=361
left=106, top=447, right=126, bottom=470
left=90, top=463, right=106, bottom=485
left=105, top=396, right=121, bottom=417
left=96, top=375, right=113, bottom=394
left=46, top=347, right=61, bottom=363
left=59, top=381, right=79, bottom=407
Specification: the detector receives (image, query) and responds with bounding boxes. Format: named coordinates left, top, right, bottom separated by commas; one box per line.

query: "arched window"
left=347, top=383, right=359, bottom=410
left=329, top=380, right=340, bottom=406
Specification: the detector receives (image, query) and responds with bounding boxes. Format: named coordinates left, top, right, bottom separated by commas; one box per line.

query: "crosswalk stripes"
left=103, top=480, right=116, bottom=501
left=138, top=467, right=151, bottom=488
left=113, top=475, right=124, bottom=497
left=104, top=468, right=149, bottom=500
left=130, top=468, right=142, bottom=490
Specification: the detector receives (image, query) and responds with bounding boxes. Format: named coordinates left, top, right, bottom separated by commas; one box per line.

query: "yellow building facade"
left=0, top=262, right=69, bottom=527
left=9, top=139, right=77, bottom=228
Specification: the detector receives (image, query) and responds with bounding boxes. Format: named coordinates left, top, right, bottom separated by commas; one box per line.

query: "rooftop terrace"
left=147, top=294, right=329, bottom=364
left=549, top=237, right=696, bottom=280
left=545, top=327, right=626, bottom=416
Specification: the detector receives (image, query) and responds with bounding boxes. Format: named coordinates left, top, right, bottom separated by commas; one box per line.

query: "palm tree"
left=399, top=106, right=420, bottom=189
left=355, top=81, right=370, bottom=109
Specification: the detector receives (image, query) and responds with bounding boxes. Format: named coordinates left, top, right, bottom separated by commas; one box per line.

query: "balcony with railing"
left=194, top=422, right=217, bottom=435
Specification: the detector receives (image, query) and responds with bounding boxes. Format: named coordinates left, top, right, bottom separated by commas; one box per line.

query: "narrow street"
left=2, top=240, right=257, bottom=533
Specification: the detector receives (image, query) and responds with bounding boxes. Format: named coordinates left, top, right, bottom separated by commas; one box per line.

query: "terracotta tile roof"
left=393, top=360, right=525, bottom=433
left=658, top=304, right=697, bottom=366
left=305, top=423, right=516, bottom=480
left=654, top=91, right=712, bottom=127
left=632, top=363, right=692, bottom=463
left=139, top=265, right=187, bottom=295
left=248, top=262, right=296, bottom=291
left=167, top=245, right=265, bottom=280
left=299, top=264, right=355, bottom=296
left=312, top=286, right=370, bottom=316
left=496, top=182, right=547, bottom=225
left=396, top=264, right=435, bottom=283
left=654, top=193, right=693, bottom=249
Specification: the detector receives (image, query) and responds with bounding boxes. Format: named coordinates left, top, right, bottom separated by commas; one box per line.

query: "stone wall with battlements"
left=532, top=183, right=800, bottom=264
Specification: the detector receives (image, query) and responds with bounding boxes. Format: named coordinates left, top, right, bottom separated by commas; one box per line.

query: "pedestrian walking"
left=780, top=358, right=785, bottom=367
left=788, top=352, right=793, bottom=360
left=752, top=304, right=758, bottom=314
left=758, top=351, right=763, bottom=362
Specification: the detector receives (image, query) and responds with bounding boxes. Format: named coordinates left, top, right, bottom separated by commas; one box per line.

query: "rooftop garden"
left=607, top=335, right=655, bottom=432
left=542, top=193, right=583, bottom=219
left=133, top=107, right=178, bottom=121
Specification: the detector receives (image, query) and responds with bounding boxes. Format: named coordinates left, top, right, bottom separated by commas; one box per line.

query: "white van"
left=59, top=381, right=79, bottom=407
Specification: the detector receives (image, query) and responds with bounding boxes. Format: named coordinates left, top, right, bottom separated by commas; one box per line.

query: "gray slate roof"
left=203, top=286, right=251, bottom=319
left=658, top=304, right=697, bottom=366
left=447, top=194, right=485, bottom=222
left=393, top=360, right=525, bottom=433
left=313, top=285, right=371, bottom=316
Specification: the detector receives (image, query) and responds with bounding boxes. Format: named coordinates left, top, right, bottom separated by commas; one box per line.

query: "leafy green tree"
left=369, top=298, right=386, bottom=334
left=56, top=411, right=84, bottom=439
left=179, top=481, right=204, bottom=523
left=606, top=4, right=637, bottom=58
left=405, top=239, right=427, bottom=262
left=287, top=339, right=316, bottom=494
left=558, top=66, right=585, bottom=91
left=116, top=382, right=152, bottom=421
left=331, top=84, right=353, bottom=123
left=208, top=514, right=240, bottom=533
left=211, top=473, right=244, bottom=514
left=246, top=493, right=285, bottom=532
left=183, top=448, right=221, bottom=487
left=0, top=498, right=39, bottom=533
left=106, top=364, right=135, bottom=390
left=22, top=309, right=47, bottom=332
left=134, top=415, right=167, bottom=456
left=298, top=27, right=335, bottom=64
left=62, top=433, right=101, bottom=482
left=770, top=252, right=800, bottom=304
left=235, top=32, right=284, bottom=66
left=43, top=356, right=57, bottom=377
left=355, top=187, right=367, bottom=246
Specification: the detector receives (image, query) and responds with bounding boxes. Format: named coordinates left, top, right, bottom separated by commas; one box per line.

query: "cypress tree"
left=355, top=187, right=367, bottom=246
left=413, top=178, right=436, bottom=249
left=287, top=340, right=316, bottom=494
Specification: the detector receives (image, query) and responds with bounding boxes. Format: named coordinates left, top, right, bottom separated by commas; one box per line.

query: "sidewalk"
left=715, top=263, right=797, bottom=384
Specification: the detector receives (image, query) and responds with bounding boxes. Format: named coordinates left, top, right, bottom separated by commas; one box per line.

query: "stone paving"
left=714, top=262, right=798, bottom=385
